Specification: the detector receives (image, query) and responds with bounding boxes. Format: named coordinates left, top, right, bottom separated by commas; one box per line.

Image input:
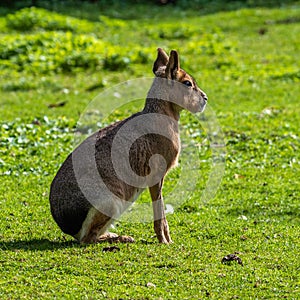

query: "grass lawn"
left=0, top=1, right=299, bottom=299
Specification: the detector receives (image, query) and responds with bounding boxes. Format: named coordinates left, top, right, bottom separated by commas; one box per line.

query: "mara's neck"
left=143, top=77, right=181, bottom=121
left=143, top=98, right=180, bottom=121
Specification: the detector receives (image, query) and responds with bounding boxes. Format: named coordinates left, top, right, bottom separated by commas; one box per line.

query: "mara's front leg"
left=149, top=180, right=172, bottom=244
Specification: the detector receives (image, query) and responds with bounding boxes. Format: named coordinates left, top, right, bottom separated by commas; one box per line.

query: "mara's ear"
left=153, top=48, right=169, bottom=76
left=165, top=50, right=180, bottom=80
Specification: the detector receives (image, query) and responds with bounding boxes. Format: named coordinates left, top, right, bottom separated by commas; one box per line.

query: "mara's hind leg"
left=76, top=207, right=134, bottom=244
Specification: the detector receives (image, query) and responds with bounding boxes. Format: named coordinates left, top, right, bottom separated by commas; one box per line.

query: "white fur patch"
left=74, top=207, right=113, bottom=241
left=155, top=66, right=166, bottom=77
left=75, top=188, right=144, bottom=242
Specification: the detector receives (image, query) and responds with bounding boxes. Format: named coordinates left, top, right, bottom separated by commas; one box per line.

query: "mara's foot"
left=97, top=232, right=135, bottom=243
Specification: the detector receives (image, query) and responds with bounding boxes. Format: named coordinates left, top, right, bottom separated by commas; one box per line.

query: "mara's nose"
left=202, top=93, right=208, bottom=101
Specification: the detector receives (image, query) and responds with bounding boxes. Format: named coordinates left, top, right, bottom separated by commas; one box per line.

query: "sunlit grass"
left=0, top=2, right=299, bottom=299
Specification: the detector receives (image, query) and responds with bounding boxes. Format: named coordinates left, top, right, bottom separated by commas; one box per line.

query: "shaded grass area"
left=1, top=0, right=300, bottom=20
left=0, top=1, right=299, bottom=299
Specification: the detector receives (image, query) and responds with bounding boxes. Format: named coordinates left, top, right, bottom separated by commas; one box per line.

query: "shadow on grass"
left=0, top=238, right=157, bottom=251
left=0, top=238, right=80, bottom=251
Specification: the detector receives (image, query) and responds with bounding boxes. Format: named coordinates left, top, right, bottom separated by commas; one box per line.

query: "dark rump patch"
left=49, top=166, right=91, bottom=236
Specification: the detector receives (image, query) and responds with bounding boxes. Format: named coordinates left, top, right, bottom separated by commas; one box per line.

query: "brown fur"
left=49, top=48, right=207, bottom=244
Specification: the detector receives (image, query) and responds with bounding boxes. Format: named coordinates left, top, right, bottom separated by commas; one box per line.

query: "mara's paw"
left=97, top=232, right=134, bottom=243
left=117, top=235, right=135, bottom=243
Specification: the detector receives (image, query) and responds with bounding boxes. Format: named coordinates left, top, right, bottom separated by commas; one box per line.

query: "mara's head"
left=151, top=48, right=207, bottom=113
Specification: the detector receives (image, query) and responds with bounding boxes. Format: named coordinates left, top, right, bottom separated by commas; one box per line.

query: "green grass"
left=0, top=1, right=299, bottom=299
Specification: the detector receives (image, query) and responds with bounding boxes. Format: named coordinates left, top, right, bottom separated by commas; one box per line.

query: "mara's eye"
left=182, top=80, right=192, bottom=87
